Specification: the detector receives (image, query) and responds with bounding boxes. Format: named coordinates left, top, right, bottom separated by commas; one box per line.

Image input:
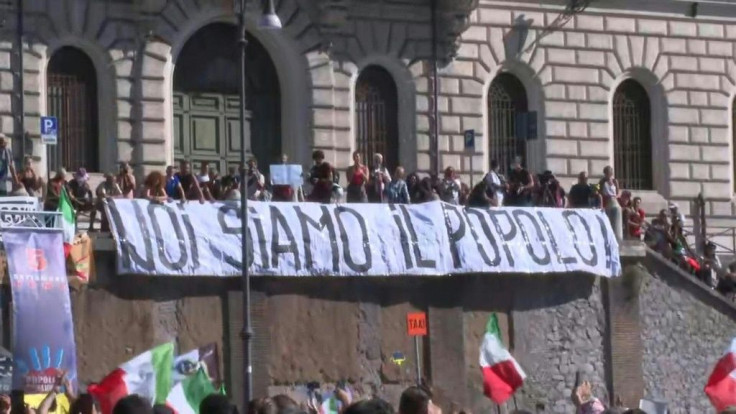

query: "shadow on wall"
left=93, top=249, right=597, bottom=311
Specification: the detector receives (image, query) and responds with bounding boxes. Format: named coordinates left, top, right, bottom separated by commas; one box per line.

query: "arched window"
left=47, top=47, right=99, bottom=172
left=613, top=79, right=652, bottom=190
left=174, top=23, right=281, bottom=173
left=355, top=66, right=399, bottom=171
left=487, top=73, right=528, bottom=174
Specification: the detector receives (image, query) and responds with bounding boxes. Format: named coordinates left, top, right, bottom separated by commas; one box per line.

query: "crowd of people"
left=0, top=130, right=735, bottom=301
left=0, top=374, right=681, bottom=414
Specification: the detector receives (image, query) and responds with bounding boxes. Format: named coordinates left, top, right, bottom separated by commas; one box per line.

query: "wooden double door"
left=173, top=92, right=280, bottom=174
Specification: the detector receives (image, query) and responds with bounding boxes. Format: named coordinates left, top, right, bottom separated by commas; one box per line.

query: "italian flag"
left=705, top=337, right=736, bottom=412
left=166, top=368, right=216, bottom=414
left=88, top=343, right=174, bottom=414
left=56, top=186, right=76, bottom=257
left=479, top=314, right=526, bottom=404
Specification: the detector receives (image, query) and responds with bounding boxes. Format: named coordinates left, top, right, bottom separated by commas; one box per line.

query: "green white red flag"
left=705, top=337, right=736, bottom=411
left=55, top=186, right=75, bottom=256
left=166, top=368, right=215, bottom=414
left=479, top=314, right=526, bottom=404
left=88, top=343, right=174, bottom=414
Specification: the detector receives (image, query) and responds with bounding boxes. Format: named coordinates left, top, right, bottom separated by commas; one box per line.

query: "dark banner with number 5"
left=3, top=229, right=77, bottom=393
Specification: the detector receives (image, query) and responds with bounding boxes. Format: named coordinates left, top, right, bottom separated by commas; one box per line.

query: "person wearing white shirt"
left=483, top=160, right=506, bottom=207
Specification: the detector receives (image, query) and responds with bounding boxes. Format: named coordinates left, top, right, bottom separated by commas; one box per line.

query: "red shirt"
left=628, top=208, right=645, bottom=237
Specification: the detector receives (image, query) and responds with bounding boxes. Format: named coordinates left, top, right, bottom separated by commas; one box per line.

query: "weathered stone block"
left=699, top=57, right=726, bottom=74
left=701, top=109, right=727, bottom=127
left=587, top=33, right=613, bottom=49
left=669, top=107, right=699, bottom=124
left=553, top=67, right=599, bottom=84
left=545, top=84, right=566, bottom=100
left=669, top=21, right=696, bottom=36
left=547, top=121, right=567, bottom=137
left=546, top=100, right=577, bottom=118
left=661, top=38, right=686, bottom=53
left=479, top=9, right=511, bottom=25
left=606, top=17, right=636, bottom=32
left=441, top=79, right=460, bottom=95
left=638, top=19, right=667, bottom=35
left=579, top=141, right=608, bottom=157
left=540, top=31, right=565, bottom=47
left=708, top=40, right=732, bottom=56
left=450, top=96, right=482, bottom=115
left=568, top=158, right=588, bottom=175
left=461, top=116, right=482, bottom=133
left=546, top=157, right=568, bottom=175
left=569, top=122, right=587, bottom=137
left=692, top=163, right=711, bottom=180
left=576, top=15, right=603, bottom=31
left=688, top=39, right=707, bottom=54
left=703, top=182, right=731, bottom=199
left=676, top=73, right=720, bottom=90
left=669, top=144, right=700, bottom=161
left=669, top=180, right=701, bottom=197
left=589, top=122, right=608, bottom=139
left=568, top=85, right=586, bottom=101
left=546, top=139, right=578, bottom=156
left=441, top=115, right=461, bottom=134
left=699, top=23, right=725, bottom=38
left=577, top=50, right=605, bottom=66
left=669, top=163, right=690, bottom=179
left=702, top=145, right=731, bottom=162
left=711, top=164, right=731, bottom=180
left=690, top=127, right=709, bottom=143
left=667, top=91, right=688, bottom=106
left=670, top=56, right=698, bottom=71
left=566, top=32, right=586, bottom=48
left=462, top=26, right=487, bottom=42
left=548, top=48, right=575, bottom=64
left=710, top=127, right=729, bottom=144
left=689, top=91, right=709, bottom=107
left=578, top=103, right=608, bottom=121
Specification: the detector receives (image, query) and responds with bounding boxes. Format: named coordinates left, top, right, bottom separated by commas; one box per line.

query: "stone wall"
left=640, top=254, right=736, bottom=413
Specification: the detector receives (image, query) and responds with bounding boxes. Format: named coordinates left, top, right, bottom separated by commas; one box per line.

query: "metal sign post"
left=407, top=312, right=427, bottom=384
left=40, top=116, right=58, bottom=178
left=464, top=129, right=476, bottom=187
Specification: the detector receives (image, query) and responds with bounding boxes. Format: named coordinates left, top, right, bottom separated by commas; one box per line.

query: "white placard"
left=0, top=196, right=41, bottom=226
left=270, top=164, right=303, bottom=186
left=105, top=200, right=621, bottom=278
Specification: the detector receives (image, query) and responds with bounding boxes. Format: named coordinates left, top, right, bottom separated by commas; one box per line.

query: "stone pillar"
left=428, top=305, right=468, bottom=408
left=603, top=241, right=647, bottom=408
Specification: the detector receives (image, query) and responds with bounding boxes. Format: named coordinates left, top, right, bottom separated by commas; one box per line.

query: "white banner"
left=105, top=200, right=621, bottom=278
left=0, top=197, right=40, bottom=226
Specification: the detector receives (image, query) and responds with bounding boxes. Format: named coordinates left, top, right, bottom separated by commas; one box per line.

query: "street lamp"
left=237, top=0, right=281, bottom=411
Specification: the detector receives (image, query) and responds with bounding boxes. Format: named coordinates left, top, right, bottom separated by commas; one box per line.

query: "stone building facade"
left=6, top=0, right=736, bottom=239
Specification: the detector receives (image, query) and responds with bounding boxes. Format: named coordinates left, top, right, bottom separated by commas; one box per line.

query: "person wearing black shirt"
left=505, top=156, right=534, bottom=207
left=177, top=160, right=204, bottom=202
left=568, top=171, right=594, bottom=208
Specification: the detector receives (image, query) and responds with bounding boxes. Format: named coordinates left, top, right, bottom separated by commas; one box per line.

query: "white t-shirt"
left=484, top=171, right=504, bottom=206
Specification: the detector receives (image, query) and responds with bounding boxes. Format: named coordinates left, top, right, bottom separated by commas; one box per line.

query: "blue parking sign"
left=41, top=116, right=58, bottom=145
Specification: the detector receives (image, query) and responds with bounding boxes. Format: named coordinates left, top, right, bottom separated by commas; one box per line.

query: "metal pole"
left=413, top=336, right=421, bottom=384
left=16, top=0, right=24, bottom=159
left=238, top=0, right=253, bottom=410
left=430, top=0, right=439, bottom=176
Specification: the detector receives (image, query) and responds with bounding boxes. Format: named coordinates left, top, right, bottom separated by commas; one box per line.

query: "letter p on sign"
left=406, top=312, right=427, bottom=336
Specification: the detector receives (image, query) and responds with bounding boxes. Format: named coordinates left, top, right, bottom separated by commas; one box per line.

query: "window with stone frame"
left=355, top=66, right=399, bottom=172
left=487, top=73, right=528, bottom=175
left=613, top=79, right=652, bottom=191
